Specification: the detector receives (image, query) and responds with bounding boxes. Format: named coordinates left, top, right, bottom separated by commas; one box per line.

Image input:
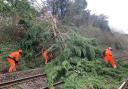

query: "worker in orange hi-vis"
left=104, top=47, right=117, bottom=69
left=6, top=49, right=23, bottom=73
left=42, top=48, right=48, bottom=64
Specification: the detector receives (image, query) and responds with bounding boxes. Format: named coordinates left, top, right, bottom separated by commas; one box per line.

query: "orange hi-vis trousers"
left=42, top=49, right=48, bottom=64
left=104, top=56, right=117, bottom=68
left=7, top=58, right=16, bottom=73
left=43, top=53, right=48, bottom=64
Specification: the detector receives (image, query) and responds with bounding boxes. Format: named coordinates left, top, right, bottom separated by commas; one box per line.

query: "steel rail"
left=0, top=73, right=46, bottom=88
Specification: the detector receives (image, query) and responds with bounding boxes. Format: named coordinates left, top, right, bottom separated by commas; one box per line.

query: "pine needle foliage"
left=45, top=31, right=99, bottom=87
left=44, top=31, right=128, bottom=89
left=68, top=33, right=96, bottom=60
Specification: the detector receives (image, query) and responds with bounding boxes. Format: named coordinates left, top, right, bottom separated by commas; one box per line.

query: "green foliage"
left=74, top=0, right=87, bottom=12
left=44, top=32, right=128, bottom=89
left=18, top=18, right=59, bottom=68
left=62, top=75, right=110, bottom=89
left=69, top=33, right=96, bottom=60
left=46, top=54, right=128, bottom=89
left=44, top=33, right=100, bottom=88
left=0, top=50, right=3, bottom=54
left=0, top=0, right=10, bottom=15
left=0, top=0, right=35, bottom=18
left=0, top=1, right=128, bottom=89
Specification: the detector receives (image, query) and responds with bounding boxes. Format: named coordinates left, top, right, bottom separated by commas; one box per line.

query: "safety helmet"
left=108, top=47, right=112, bottom=50
left=19, top=49, right=23, bottom=53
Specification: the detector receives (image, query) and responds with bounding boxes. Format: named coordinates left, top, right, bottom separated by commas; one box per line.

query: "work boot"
left=113, top=65, right=117, bottom=69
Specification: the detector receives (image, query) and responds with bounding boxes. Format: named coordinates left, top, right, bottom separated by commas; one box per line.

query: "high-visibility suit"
left=6, top=50, right=22, bottom=73
left=104, top=48, right=117, bottom=68
left=42, top=48, right=48, bottom=64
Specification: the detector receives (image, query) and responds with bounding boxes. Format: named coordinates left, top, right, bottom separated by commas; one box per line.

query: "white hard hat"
left=19, top=49, right=23, bottom=53
left=108, top=47, right=112, bottom=50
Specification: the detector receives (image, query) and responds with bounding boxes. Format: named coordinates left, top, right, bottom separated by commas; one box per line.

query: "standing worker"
left=104, top=47, right=117, bottom=68
left=42, top=48, right=48, bottom=64
left=6, top=49, right=23, bottom=73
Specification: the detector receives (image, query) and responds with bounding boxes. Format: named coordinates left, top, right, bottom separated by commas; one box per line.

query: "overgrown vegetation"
left=0, top=0, right=128, bottom=89
left=45, top=31, right=128, bottom=89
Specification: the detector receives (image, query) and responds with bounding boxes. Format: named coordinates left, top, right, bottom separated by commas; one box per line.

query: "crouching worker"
left=42, top=48, right=48, bottom=64
left=6, top=49, right=23, bottom=73
left=42, top=48, right=54, bottom=64
left=104, top=47, right=117, bottom=69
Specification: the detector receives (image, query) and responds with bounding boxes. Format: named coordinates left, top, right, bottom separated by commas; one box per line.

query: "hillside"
left=0, top=0, right=128, bottom=89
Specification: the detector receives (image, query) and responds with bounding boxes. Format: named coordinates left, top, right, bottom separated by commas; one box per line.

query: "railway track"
left=119, top=80, right=128, bottom=89
left=1, top=56, right=126, bottom=89
left=0, top=68, right=63, bottom=89
left=0, top=73, right=46, bottom=89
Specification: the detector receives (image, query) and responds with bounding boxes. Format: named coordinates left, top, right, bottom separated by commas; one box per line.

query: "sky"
left=86, top=0, right=128, bottom=34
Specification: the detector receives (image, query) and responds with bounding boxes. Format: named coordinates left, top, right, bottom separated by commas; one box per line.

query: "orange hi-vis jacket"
left=7, top=50, right=22, bottom=73
left=105, top=48, right=112, bottom=59
left=42, top=48, right=48, bottom=64
left=9, top=51, right=21, bottom=62
left=104, top=48, right=117, bottom=68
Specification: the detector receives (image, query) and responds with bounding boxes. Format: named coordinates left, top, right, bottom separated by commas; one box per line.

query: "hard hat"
left=19, top=49, right=23, bottom=53
left=108, top=47, right=112, bottom=50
